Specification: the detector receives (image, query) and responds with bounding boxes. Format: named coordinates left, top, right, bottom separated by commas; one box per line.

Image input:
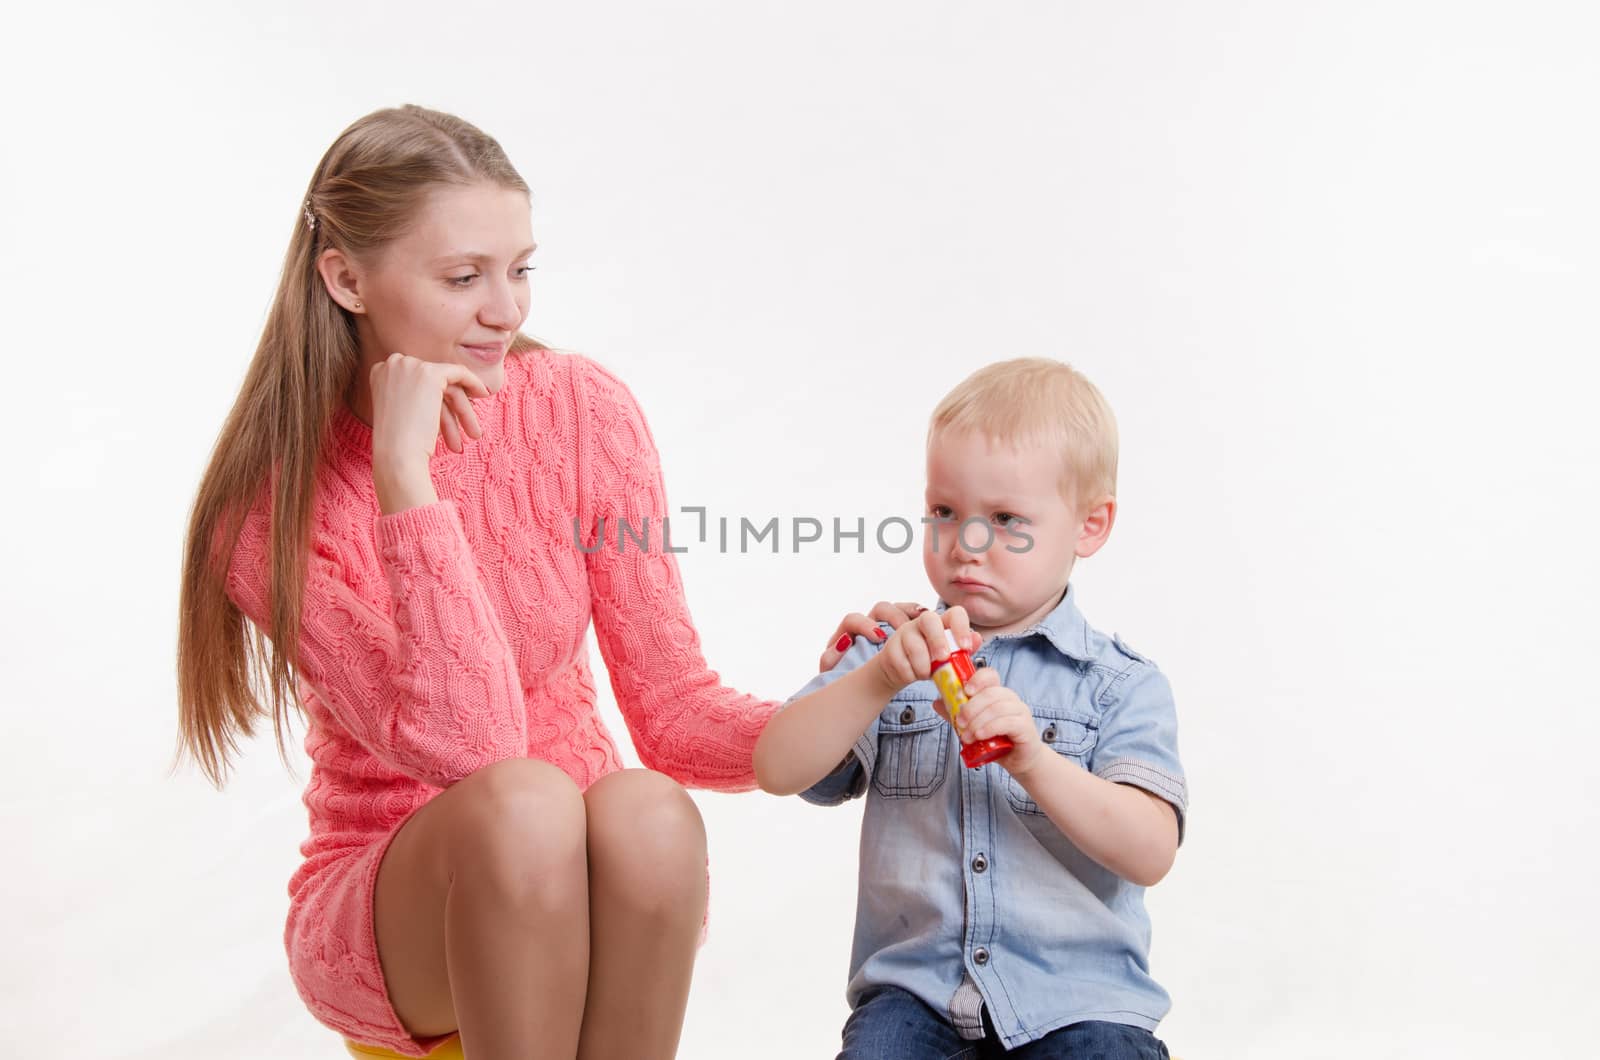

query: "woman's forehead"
left=403, top=184, right=533, bottom=256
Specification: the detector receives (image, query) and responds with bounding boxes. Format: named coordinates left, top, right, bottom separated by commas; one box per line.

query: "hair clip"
left=303, top=200, right=317, bottom=232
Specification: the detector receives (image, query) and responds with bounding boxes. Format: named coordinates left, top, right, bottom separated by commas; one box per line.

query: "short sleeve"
left=782, top=624, right=890, bottom=807
left=1091, top=662, right=1189, bottom=845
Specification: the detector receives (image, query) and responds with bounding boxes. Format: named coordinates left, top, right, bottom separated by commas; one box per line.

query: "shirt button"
left=974, top=656, right=988, bottom=667
left=973, top=947, right=990, bottom=966
left=1041, top=724, right=1058, bottom=743
left=971, top=853, right=988, bottom=874
left=899, top=706, right=916, bottom=724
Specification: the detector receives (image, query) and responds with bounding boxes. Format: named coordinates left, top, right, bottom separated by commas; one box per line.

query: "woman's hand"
left=818, top=601, right=928, bottom=671
left=369, top=353, right=490, bottom=514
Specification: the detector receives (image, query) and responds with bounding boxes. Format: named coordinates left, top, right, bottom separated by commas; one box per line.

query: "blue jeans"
left=837, top=986, right=1171, bottom=1059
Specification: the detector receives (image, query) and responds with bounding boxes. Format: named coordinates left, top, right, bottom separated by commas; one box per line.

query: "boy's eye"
left=929, top=505, right=954, bottom=520
left=993, top=512, right=1020, bottom=528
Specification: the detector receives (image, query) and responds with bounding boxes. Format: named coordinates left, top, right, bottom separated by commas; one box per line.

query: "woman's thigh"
left=372, top=757, right=588, bottom=1035
left=838, top=986, right=980, bottom=1060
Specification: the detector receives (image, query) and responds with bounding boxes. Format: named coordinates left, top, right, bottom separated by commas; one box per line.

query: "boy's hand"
left=870, top=606, right=980, bottom=694
left=941, top=667, right=1047, bottom=776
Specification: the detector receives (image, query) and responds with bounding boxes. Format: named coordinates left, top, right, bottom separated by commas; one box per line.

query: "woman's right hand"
left=369, top=352, right=490, bottom=514
left=818, top=600, right=926, bottom=671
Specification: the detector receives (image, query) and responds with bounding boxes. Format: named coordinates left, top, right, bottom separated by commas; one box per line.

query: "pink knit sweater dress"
left=224, top=348, right=779, bottom=1055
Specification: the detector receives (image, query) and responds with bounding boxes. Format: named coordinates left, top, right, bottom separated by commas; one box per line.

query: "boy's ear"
left=1075, top=496, right=1116, bottom=559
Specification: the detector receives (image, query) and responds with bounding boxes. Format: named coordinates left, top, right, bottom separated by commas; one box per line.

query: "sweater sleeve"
left=226, top=496, right=528, bottom=788
left=574, top=357, right=779, bottom=792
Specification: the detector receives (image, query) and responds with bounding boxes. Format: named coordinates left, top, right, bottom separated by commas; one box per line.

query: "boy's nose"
left=946, top=527, right=984, bottom=564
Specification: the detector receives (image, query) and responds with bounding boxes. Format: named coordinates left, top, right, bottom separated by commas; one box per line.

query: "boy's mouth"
left=951, top=577, right=992, bottom=592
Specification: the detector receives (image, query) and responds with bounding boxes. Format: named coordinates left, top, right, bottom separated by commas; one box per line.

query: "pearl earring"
left=353, top=301, right=362, bottom=310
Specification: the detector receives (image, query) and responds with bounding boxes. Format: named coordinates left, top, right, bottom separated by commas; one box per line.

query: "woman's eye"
left=449, top=274, right=478, bottom=287
left=515, top=264, right=537, bottom=278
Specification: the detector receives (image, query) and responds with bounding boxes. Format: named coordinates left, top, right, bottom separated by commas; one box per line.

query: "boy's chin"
left=940, top=590, right=1013, bottom=629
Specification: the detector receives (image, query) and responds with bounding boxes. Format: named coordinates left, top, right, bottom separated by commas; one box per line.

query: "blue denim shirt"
left=790, top=584, right=1188, bottom=1047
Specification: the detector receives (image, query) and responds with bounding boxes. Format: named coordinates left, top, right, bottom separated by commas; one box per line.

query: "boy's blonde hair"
left=928, top=358, right=1118, bottom=511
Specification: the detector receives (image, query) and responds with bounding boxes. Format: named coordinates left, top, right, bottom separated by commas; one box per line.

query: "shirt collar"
left=935, top=583, right=1095, bottom=663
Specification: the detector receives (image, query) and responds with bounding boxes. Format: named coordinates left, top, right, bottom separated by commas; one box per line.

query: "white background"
left=3, top=2, right=1597, bottom=1057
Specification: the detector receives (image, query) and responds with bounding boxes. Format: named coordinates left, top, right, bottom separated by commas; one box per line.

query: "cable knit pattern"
left=223, top=348, right=778, bottom=1054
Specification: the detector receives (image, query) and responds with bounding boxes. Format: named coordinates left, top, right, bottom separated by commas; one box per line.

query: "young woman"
left=176, top=104, right=914, bottom=1059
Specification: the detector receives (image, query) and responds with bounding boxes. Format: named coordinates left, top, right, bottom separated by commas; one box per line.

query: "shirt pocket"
left=1005, top=704, right=1099, bottom=816
left=871, top=693, right=951, bottom=799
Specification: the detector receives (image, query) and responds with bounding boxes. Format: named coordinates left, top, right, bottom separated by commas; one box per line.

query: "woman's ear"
left=1074, top=496, right=1117, bottom=559
left=315, top=247, right=366, bottom=314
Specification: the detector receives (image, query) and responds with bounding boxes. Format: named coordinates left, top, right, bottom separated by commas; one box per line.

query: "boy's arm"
left=956, top=660, right=1187, bottom=887
left=1007, top=754, right=1180, bottom=887
left=754, top=660, right=898, bottom=795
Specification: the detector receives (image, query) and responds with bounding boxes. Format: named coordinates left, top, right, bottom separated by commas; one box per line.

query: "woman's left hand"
left=818, top=601, right=929, bottom=672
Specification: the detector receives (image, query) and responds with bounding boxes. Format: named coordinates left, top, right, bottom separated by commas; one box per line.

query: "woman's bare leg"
left=373, top=757, right=591, bottom=1059
left=576, top=769, right=709, bottom=1060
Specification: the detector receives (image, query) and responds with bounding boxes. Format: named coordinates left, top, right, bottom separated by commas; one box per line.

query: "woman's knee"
left=442, top=758, right=588, bottom=899
left=584, top=769, right=706, bottom=909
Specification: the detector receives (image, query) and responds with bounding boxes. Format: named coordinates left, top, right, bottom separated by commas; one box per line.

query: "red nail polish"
left=835, top=634, right=852, bottom=653
left=873, top=628, right=887, bottom=641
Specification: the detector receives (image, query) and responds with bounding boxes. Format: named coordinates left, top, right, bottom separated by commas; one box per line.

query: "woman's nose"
left=481, top=279, right=523, bottom=329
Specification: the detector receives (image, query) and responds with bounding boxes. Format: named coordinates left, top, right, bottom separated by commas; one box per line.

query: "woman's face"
left=335, top=182, right=536, bottom=397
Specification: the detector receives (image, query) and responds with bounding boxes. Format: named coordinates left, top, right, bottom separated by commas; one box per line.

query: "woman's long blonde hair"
left=176, top=105, right=544, bottom=788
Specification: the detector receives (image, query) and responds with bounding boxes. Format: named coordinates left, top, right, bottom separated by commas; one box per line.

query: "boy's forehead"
left=926, top=428, right=1064, bottom=498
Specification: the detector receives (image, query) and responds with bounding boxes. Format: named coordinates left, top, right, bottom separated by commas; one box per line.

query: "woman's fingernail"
left=873, top=628, right=888, bottom=641
left=835, top=634, right=852, bottom=653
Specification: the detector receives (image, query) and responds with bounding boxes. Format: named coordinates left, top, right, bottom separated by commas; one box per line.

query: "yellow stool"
left=343, top=1031, right=1175, bottom=1058
left=344, top=1035, right=463, bottom=1059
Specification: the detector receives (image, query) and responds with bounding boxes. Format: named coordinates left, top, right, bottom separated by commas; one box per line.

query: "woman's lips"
left=461, top=343, right=505, bottom=365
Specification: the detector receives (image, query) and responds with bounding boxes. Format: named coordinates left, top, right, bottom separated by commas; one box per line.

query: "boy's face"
left=922, top=428, right=1103, bottom=638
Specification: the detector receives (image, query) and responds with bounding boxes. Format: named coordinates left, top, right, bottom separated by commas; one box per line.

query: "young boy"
left=755, top=359, right=1185, bottom=1059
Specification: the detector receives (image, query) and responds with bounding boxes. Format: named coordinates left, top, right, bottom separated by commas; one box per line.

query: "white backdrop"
left=3, top=2, right=1597, bottom=1057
